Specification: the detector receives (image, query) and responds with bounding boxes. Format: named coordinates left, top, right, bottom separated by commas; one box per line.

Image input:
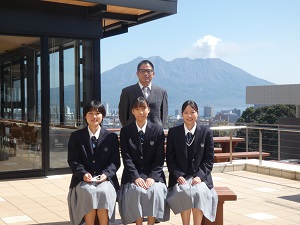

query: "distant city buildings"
left=254, top=104, right=269, bottom=109
left=65, top=105, right=72, bottom=115
left=49, top=105, right=74, bottom=124
left=104, top=102, right=109, bottom=115
left=232, top=108, right=241, bottom=117
left=110, top=109, right=118, bottom=115
left=203, top=105, right=214, bottom=118
left=214, top=110, right=239, bottom=123
left=47, top=101, right=243, bottom=128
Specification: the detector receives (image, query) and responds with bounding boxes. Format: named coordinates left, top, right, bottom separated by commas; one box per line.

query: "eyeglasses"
left=138, top=69, right=154, bottom=74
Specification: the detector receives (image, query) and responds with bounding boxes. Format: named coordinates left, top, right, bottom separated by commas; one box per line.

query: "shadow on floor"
left=36, top=223, right=71, bottom=225
left=279, top=194, right=300, bottom=203
left=35, top=219, right=124, bottom=225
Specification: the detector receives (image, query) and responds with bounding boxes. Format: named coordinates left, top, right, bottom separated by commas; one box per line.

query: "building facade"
left=203, top=105, right=214, bottom=118
left=0, top=0, right=177, bottom=179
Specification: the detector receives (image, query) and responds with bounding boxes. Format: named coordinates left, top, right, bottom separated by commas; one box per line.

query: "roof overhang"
left=0, top=0, right=177, bottom=55
left=43, top=0, right=178, bottom=38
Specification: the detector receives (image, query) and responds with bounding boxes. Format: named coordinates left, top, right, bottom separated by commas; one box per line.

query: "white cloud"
left=185, top=34, right=273, bottom=60
left=190, top=35, right=222, bottom=58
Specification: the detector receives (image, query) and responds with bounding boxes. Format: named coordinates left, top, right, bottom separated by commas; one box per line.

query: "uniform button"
left=192, top=159, right=195, bottom=161
left=93, top=160, right=95, bottom=163
left=140, top=156, right=143, bottom=159
left=141, top=167, right=143, bottom=170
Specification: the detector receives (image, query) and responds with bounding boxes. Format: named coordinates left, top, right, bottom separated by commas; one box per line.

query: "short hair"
left=181, top=100, right=199, bottom=114
left=132, top=96, right=149, bottom=109
left=83, top=100, right=106, bottom=118
left=137, top=60, right=154, bottom=71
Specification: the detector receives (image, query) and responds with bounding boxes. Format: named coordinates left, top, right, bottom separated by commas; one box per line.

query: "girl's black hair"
left=83, top=100, right=106, bottom=118
left=132, top=96, right=149, bottom=109
left=181, top=100, right=198, bottom=114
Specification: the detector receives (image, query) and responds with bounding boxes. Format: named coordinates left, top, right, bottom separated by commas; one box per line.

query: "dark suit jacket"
left=166, top=124, right=215, bottom=189
left=118, top=83, right=168, bottom=127
left=120, top=121, right=166, bottom=185
left=67, top=126, right=120, bottom=190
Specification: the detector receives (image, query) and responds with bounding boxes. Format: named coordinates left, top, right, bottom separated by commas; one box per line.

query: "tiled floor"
left=1, top=161, right=300, bottom=225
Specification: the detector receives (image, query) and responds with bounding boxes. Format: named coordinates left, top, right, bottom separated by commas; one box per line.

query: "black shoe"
left=142, top=218, right=160, bottom=223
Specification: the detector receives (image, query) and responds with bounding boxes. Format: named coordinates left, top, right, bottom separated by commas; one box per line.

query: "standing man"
left=118, top=60, right=168, bottom=128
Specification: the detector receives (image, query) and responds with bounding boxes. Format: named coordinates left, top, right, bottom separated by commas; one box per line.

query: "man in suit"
left=118, top=60, right=168, bottom=128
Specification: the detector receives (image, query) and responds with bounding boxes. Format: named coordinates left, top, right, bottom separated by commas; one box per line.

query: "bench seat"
left=214, top=151, right=270, bottom=163
left=214, top=147, right=222, bottom=153
left=201, top=186, right=237, bottom=225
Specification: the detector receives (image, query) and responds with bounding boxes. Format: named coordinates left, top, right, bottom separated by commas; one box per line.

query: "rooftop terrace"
left=1, top=160, right=300, bottom=225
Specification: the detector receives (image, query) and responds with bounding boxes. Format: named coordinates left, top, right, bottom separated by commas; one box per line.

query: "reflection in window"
left=0, top=35, right=41, bottom=171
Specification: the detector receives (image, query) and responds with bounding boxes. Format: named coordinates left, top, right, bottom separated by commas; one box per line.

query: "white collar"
left=136, top=120, right=147, bottom=133
left=184, top=123, right=197, bottom=136
left=88, top=126, right=101, bottom=139
left=138, top=82, right=152, bottom=90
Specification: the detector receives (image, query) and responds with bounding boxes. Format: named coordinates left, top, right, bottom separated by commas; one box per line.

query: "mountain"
left=101, top=56, right=273, bottom=113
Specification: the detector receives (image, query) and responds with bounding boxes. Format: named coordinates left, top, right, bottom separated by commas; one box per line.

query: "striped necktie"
left=142, top=86, right=150, bottom=101
left=139, top=130, right=145, bottom=145
left=91, top=136, right=97, bottom=149
left=186, top=132, right=194, bottom=146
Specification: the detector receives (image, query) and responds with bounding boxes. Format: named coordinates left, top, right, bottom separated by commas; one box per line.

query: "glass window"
left=48, top=38, right=91, bottom=169
left=0, top=35, right=41, bottom=170
left=0, top=35, right=94, bottom=173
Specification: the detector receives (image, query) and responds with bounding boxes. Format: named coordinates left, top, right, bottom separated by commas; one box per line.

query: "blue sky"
left=101, top=0, right=300, bottom=85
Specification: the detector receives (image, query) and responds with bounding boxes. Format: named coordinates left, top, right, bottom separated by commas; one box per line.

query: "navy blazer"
left=67, top=126, right=120, bottom=190
left=120, top=121, right=166, bottom=185
left=166, top=124, right=215, bottom=189
left=118, top=83, right=168, bottom=127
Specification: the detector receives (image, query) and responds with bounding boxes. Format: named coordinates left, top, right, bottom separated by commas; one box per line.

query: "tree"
left=238, top=105, right=296, bottom=124
left=236, top=105, right=296, bottom=159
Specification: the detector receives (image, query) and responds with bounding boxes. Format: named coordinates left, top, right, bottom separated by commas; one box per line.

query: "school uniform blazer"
left=67, top=126, right=120, bottom=190
left=118, top=83, right=168, bottom=127
left=166, top=124, right=215, bottom=189
left=120, top=121, right=166, bottom=185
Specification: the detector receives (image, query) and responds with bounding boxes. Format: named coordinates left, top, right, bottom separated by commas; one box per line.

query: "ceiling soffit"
left=42, top=0, right=177, bottom=38
left=0, top=0, right=177, bottom=55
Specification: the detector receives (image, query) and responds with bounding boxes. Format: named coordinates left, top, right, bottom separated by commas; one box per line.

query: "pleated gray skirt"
left=118, top=182, right=170, bottom=225
left=68, top=180, right=117, bottom=225
left=166, top=178, right=218, bottom=222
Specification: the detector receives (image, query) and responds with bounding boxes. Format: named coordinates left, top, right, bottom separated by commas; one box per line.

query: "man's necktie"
left=139, top=130, right=145, bottom=145
left=186, top=132, right=194, bottom=146
left=142, top=86, right=150, bottom=101
left=91, top=136, right=97, bottom=149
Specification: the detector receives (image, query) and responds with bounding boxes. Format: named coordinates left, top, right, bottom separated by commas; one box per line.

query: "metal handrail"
left=210, top=124, right=300, bottom=164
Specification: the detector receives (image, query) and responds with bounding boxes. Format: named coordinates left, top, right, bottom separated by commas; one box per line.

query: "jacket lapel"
left=135, top=83, right=144, bottom=98
left=178, top=124, right=188, bottom=158
left=147, top=85, right=154, bottom=102
left=192, top=125, right=204, bottom=157
left=143, top=123, right=153, bottom=153
left=93, top=128, right=108, bottom=155
left=82, top=127, right=94, bottom=156
left=97, top=128, right=106, bottom=147
left=130, top=123, right=143, bottom=154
